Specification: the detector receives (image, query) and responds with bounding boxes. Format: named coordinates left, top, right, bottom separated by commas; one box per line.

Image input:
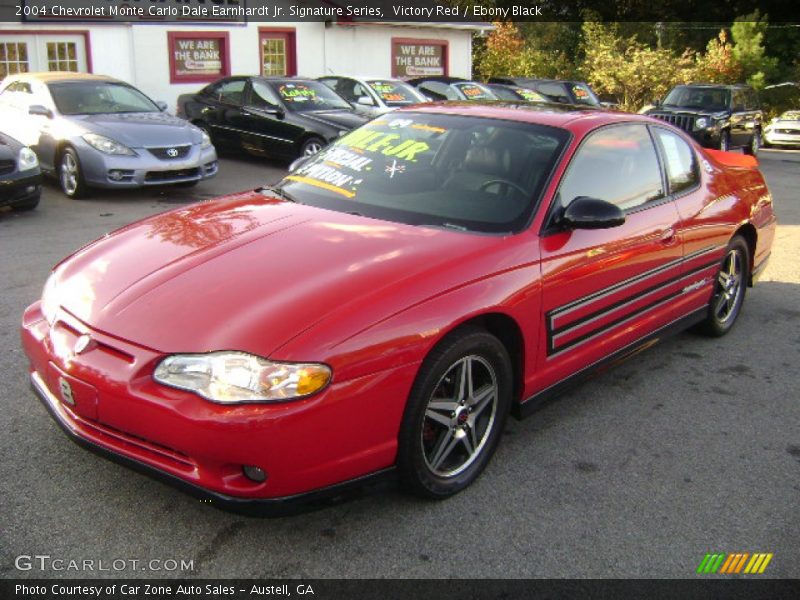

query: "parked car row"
left=2, top=69, right=792, bottom=208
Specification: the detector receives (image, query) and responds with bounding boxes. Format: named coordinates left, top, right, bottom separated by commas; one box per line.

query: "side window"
left=732, top=90, right=746, bottom=111
left=557, top=124, right=664, bottom=212
left=534, top=82, right=569, bottom=103
left=249, top=80, right=281, bottom=108
left=418, top=81, right=451, bottom=101
left=335, top=79, right=359, bottom=103
left=653, top=128, right=699, bottom=195
left=216, top=80, right=246, bottom=106
left=746, top=89, right=759, bottom=110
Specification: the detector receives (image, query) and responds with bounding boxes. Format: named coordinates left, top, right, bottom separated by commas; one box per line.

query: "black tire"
left=397, top=326, right=512, bottom=499
left=718, top=130, right=731, bottom=152
left=743, top=129, right=761, bottom=156
left=696, top=235, right=749, bottom=337
left=59, top=147, right=89, bottom=199
left=299, top=136, right=325, bottom=158
left=11, top=194, right=40, bottom=212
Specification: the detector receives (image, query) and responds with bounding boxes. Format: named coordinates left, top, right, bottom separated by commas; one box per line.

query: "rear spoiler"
left=705, top=149, right=759, bottom=169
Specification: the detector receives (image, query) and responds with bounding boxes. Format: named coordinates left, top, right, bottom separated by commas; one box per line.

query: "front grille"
left=651, top=113, right=695, bottom=132
left=145, top=168, right=199, bottom=182
left=0, top=159, right=15, bottom=175
left=147, top=145, right=191, bottom=160
left=775, top=128, right=800, bottom=135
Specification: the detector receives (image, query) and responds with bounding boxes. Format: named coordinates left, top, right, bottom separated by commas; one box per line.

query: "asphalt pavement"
left=1, top=149, right=798, bottom=579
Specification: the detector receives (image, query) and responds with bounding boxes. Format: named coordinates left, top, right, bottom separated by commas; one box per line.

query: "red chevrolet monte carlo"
left=22, top=104, right=776, bottom=513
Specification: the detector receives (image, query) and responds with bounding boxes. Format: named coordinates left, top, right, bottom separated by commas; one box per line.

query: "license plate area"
left=47, top=363, right=98, bottom=421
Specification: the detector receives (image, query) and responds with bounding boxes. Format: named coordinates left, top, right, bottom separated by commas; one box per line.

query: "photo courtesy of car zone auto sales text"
left=0, top=0, right=799, bottom=598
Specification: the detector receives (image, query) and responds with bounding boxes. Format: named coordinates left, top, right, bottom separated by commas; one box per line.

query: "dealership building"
left=0, top=2, right=487, bottom=109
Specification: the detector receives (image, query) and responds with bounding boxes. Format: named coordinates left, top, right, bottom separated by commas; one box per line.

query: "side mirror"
left=155, top=101, right=169, bottom=112
left=29, top=105, right=53, bottom=118
left=652, top=98, right=661, bottom=107
left=356, top=96, right=374, bottom=106
left=560, top=196, right=626, bottom=230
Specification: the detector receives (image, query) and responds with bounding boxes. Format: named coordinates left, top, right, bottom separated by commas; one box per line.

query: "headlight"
left=17, top=147, right=39, bottom=171
left=695, top=117, right=709, bottom=129
left=200, top=131, right=212, bottom=149
left=153, top=352, right=332, bottom=403
left=41, top=273, right=58, bottom=325
left=82, top=133, right=136, bottom=156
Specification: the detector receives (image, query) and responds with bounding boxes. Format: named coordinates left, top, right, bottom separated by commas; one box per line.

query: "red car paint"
left=21, top=104, right=777, bottom=505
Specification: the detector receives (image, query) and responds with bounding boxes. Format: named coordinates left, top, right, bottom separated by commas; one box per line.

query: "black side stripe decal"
left=549, top=245, right=720, bottom=326
left=545, top=245, right=723, bottom=357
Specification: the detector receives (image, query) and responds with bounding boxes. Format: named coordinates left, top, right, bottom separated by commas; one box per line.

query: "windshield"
left=367, top=80, right=425, bottom=106
left=779, top=111, right=800, bottom=121
left=452, top=82, right=498, bottom=101
left=663, top=86, right=731, bottom=111
left=278, top=112, right=568, bottom=233
left=570, top=83, right=600, bottom=106
left=49, top=82, right=159, bottom=115
left=271, top=80, right=351, bottom=112
left=493, top=86, right=546, bottom=102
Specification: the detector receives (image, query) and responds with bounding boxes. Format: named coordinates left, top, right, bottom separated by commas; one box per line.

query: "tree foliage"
left=731, top=11, right=779, bottom=90
left=693, top=30, right=744, bottom=84
left=581, top=22, right=694, bottom=111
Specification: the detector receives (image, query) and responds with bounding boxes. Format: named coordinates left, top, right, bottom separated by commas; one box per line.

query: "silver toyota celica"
left=0, top=72, right=217, bottom=198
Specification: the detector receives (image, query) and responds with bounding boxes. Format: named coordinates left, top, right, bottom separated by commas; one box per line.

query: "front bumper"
left=685, top=128, right=721, bottom=148
left=21, top=303, right=416, bottom=511
left=764, top=130, right=800, bottom=146
left=75, top=140, right=219, bottom=188
left=0, top=170, right=41, bottom=208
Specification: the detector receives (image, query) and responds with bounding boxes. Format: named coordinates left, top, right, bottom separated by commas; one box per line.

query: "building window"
left=47, top=42, right=78, bottom=72
left=0, top=42, right=29, bottom=78
left=259, top=29, right=296, bottom=77
left=391, top=38, right=448, bottom=79
left=168, top=31, right=230, bottom=84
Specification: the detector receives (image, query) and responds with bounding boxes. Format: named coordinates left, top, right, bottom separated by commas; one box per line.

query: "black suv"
left=645, top=83, right=762, bottom=155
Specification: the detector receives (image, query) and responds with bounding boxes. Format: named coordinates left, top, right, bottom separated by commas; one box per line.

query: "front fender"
left=272, top=264, right=542, bottom=385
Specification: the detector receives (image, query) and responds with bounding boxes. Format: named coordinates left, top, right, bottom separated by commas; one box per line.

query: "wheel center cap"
left=456, top=408, right=469, bottom=425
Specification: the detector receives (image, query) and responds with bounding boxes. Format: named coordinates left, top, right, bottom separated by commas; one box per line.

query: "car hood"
left=71, top=112, right=200, bottom=148
left=296, top=110, right=368, bottom=131
left=49, top=190, right=502, bottom=356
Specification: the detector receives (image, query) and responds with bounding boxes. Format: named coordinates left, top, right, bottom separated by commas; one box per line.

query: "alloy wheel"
left=714, top=247, right=744, bottom=325
left=61, top=152, right=79, bottom=196
left=421, top=355, right=499, bottom=478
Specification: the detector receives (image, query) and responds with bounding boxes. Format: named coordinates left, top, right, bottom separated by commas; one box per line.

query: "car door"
left=651, top=125, right=740, bottom=319
left=534, top=123, right=685, bottom=396
left=28, top=81, right=60, bottom=171
left=234, top=79, right=299, bottom=157
left=199, top=78, right=248, bottom=148
left=729, top=89, right=750, bottom=147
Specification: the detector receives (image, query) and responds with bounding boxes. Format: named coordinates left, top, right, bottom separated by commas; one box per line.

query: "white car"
left=764, top=111, right=800, bottom=148
left=318, top=75, right=429, bottom=118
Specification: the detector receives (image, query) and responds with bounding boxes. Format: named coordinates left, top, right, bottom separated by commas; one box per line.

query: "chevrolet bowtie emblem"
left=74, top=334, right=92, bottom=355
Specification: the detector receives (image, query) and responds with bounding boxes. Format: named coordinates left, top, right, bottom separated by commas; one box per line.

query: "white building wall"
left=2, top=22, right=475, bottom=111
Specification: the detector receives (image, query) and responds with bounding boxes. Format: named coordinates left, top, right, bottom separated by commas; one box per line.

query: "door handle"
left=660, top=227, right=677, bottom=245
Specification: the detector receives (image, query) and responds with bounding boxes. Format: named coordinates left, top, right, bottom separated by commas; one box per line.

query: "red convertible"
left=22, top=104, right=776, bottom=512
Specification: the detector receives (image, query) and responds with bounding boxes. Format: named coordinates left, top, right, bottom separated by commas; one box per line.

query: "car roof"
left=407, top=76, right=469, bottom=85
left=396, top=101, right=648, bottom=131
left=677, top=83, right=752, bottom=89
left=7, top=72, right=119, bottom=84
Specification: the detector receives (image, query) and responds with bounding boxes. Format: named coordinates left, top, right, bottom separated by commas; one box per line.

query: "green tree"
left=693, top=30, right=744, bottom=84
left=731, top=11, right=778, bottom=89
left=581, top=22, right=694, bottom=111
